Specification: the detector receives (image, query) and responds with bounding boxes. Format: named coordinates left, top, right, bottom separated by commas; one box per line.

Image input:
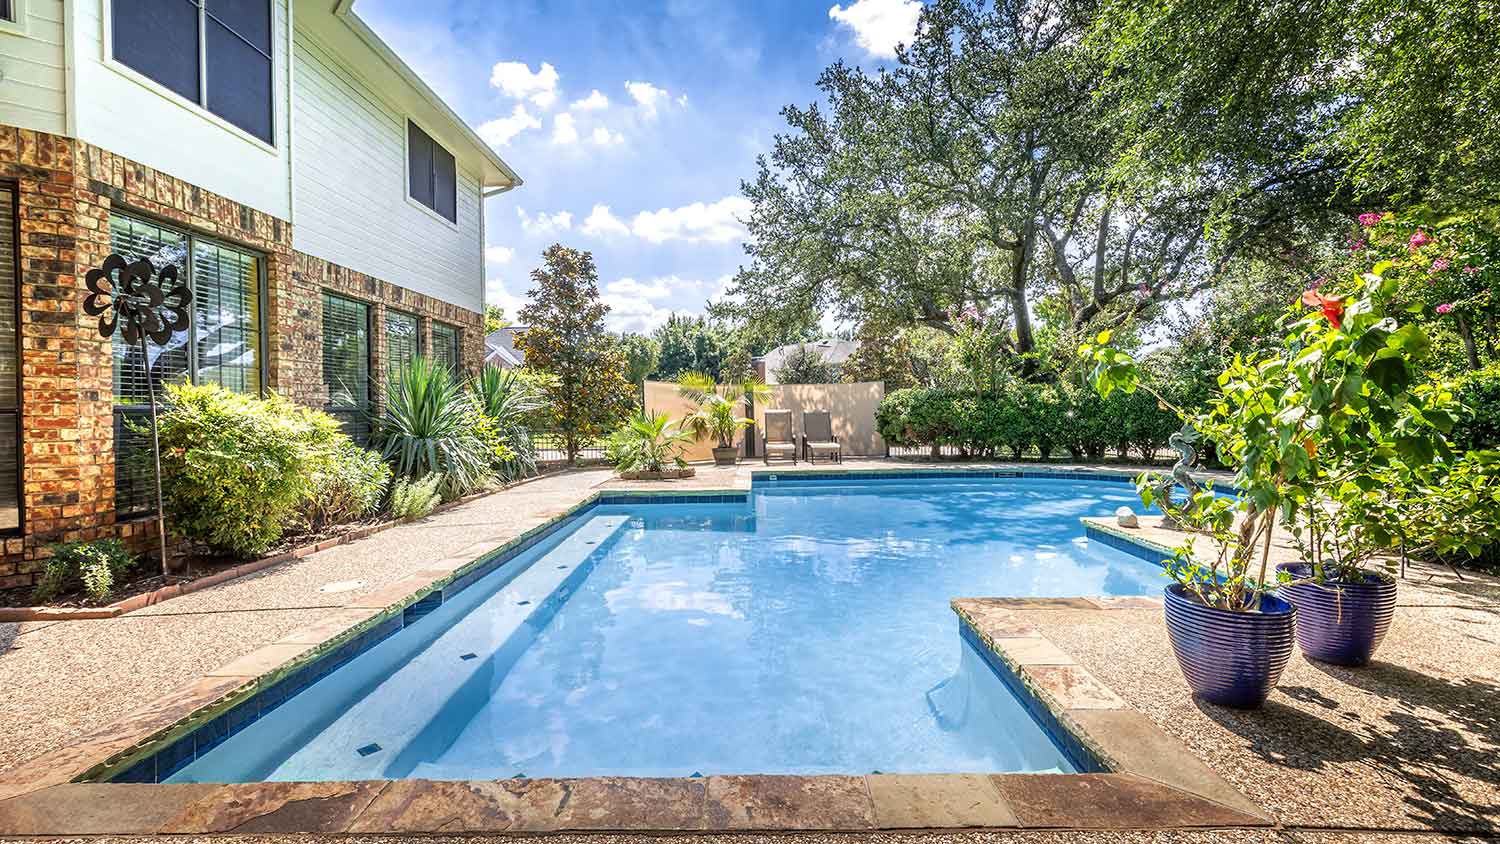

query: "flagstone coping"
left=0, top=468, right=1273, bottom=834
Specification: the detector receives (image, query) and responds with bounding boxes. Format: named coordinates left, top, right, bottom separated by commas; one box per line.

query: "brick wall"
left=0, top=126, right=484, bottom=590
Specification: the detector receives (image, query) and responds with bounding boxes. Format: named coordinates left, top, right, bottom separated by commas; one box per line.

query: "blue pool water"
left=171, top=476, right=1166, bottom=783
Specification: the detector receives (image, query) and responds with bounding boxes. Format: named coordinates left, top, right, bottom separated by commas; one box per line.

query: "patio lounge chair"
left=802, top=411, right=842, bottom=464
left=762, top=409, right=798, bottom=464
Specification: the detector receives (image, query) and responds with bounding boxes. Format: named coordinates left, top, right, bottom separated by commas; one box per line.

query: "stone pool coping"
left=0, top=467, right=1272, bottom=834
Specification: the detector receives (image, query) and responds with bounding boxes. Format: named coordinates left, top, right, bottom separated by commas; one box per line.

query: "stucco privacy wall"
left=643, top=380, right=747, bottom=463
left=755, top=382, right=887, bottom=457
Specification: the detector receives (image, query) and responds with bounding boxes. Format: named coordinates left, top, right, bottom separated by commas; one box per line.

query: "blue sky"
left=357, top=0, right=923, bottom=333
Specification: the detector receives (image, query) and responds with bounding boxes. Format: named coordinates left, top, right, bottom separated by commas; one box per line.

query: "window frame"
left=1, top=182, right=22, bottom=535
left=0, top=0, right=28, bottom=36
left=320, top=291, right=375, bottom=443
left=101, top=0, right=279, bottom=152
left=404, top=119, right=460, bottom=228
left=108, top=209, right=270, bottom=516
left=383, top=308, right=423, bottom=383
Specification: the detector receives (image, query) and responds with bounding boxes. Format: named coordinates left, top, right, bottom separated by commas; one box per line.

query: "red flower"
left=1301, top=289, right=1345, bottom=329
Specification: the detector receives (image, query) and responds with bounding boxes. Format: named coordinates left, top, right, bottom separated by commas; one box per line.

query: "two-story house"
left=0, top=0, right=521, bottom=587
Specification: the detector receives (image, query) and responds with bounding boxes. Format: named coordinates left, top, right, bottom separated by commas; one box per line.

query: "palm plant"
left=467, top=365, right=543, bottom=482
left=677, top=372, right=771, bottom=449
left=606, top=410, right=694, bottom=473
left=375, top=356, right=492, bottom=499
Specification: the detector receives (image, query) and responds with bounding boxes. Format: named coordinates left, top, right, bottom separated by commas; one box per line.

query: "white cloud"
left=582, top=204, right=631, bottom=238
left=485, top=246, right=515, bottom=265
left=630, top=196, right=752, bottom=244
left=477, top=104, right=541, bottom=146
left=490, top=61, right=560, bottom=108
left=602, top=295, right=675, bottom=334
left=570, top=89, right=610, bottom=111
left=590, top=126, right=625, bottom=146
left=623, top=80, right=681, bottom=118
left=606, top=276, right=673, bottom=300
left=516, top=207, right=573, bottom=236
left=551, top=113, right=579, bottom=145
left=486, top=278, right=528, bottom=321
left=828, top=0, right=921, bottom=58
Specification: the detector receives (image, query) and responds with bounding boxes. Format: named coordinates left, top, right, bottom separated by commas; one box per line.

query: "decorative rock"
left=1115, top=507, right=1139, bottom=528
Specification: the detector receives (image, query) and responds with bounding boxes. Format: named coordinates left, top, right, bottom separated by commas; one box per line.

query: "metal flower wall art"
left=84, top=253, right=194, bottom=576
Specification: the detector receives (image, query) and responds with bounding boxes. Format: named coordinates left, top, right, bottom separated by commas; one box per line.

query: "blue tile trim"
left=957, top=621, right=1107, bottom=774
left=1084, top=525, right=1172, bottom=568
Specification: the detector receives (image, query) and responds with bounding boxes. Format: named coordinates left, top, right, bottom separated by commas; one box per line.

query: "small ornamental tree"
left=516, top=246, right=634, bottom=463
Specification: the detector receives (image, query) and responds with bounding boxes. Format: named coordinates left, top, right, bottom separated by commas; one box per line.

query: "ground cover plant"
left=32, top=540, right=138, bottom=603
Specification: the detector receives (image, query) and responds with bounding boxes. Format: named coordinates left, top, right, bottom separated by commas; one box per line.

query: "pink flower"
left=1431, top=258, right=1450, bottom=272
left=1137, top=283, right=1151, bottom=298
left=1408, top=230, right=1433, bottom=251
left=1358, top=212, right=1384, bottom=227
left=1436, top=303, right=1454, bottom=314
left=1463, top=265, right=1481, bottom=275
left=1347, top=237, right=1365, bottom=254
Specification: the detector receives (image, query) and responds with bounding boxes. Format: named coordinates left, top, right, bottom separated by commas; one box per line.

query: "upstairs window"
left=1, top=1, right=15, bottom=23
left=112, top=0, right=274, bottom=144
left=407, top=122, right=457, bottom=223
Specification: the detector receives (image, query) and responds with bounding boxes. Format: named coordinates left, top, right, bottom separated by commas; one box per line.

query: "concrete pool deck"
left=0, top=459, right=1497, bottom=841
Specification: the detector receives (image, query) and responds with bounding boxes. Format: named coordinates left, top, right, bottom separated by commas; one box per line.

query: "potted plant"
left=1085, top=337, right=1297, bottom=708
left=605, top=410, right=696, bottom=480
left=677, top=373, right=771, bottom=466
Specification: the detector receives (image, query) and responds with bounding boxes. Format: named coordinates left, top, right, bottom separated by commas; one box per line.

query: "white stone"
left=1115, top=507, right=1139, bottom=528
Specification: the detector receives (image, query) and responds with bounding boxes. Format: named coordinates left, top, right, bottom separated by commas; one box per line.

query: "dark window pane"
left=206, top=18, right=273, bottom=142
left=407, top=122, right=434, bottom=208
left=431, top=322, right=460, bottom=376
left=433, top=144, right=457, bottom=222
left=206, top=0, right=270, bottom=52
left=1, top=0, right=14, bottom=23
left=113, top=0, right=200, bottom=103
left=0, top=186, right=16, bottom=409
left=193, top=241, right=261, bottom=394
left=323, top=293, right=371, bottom=443
left=384, top=310, right=420, bottom=386
left=0, top=187, right=17, bottom=532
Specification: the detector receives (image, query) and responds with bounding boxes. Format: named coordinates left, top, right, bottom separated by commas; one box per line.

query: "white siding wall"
left=291, top=35, right=484, bottom=313
left=0, top=0, right=68, bottom=134
left=69, top=0, right=293, bottom=220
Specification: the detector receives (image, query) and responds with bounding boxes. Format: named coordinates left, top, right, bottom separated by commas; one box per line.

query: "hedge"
left=1452, top=364, right=1500, bottom=452
left=876, top=381, right=1181, bottom=462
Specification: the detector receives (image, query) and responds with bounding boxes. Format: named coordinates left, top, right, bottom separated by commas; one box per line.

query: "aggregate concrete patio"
left=1, top=459, right=1497, bottom=843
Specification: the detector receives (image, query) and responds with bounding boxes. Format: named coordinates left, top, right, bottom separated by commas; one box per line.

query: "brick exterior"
left=0, top=126, right=483, bottom=589
left=287, top=251, right=483, bottom=412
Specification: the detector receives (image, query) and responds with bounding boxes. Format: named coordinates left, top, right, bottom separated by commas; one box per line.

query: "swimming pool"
left=166, top=474, right=1166, bottom=783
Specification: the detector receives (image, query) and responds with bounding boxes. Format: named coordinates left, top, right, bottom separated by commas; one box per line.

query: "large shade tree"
left=722, top=0, right=1372, bottom=378
left=516, top=246, right=634, bottom=462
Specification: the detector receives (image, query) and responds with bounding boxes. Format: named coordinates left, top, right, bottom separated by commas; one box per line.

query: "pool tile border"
left=0, top=467, right=1274, bottom=834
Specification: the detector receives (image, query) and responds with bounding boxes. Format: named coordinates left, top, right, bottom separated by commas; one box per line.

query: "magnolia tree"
left=1083, top=261, right=1457, bottom=609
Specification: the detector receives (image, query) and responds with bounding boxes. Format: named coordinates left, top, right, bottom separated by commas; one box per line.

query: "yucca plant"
left=606, top=410, right=694, bottom=473
left=467, top=365, right=542, bottom=482
left=375, top=356, right=492, bottom=499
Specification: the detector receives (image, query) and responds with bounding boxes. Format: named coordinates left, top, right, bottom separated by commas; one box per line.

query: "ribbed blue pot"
left=1163, top=584, right=1296, bottom=709
left=1276, top=563, right=1397, bottom=667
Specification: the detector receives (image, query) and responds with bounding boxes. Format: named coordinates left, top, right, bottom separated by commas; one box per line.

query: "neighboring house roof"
left=306, top=1, right=522, bottom=192
left=485, top=326, right=528, bottom=368
left=757, top=339, right=861, bottom=383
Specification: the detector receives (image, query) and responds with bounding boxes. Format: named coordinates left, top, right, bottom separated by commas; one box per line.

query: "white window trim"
left=0, top=0, right=28, bottom=37
left=99, top=0, right=280, bottom=155
left=403, top=117, right=461, bottom=231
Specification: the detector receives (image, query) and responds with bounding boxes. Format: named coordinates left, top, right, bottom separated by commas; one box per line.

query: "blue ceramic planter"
left=1163, top=584, right=1296, bottom=709
left=1276, top=563, right=1397, bottom=666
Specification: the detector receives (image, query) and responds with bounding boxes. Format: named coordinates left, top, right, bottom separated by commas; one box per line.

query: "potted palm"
left=605, top=410, right=696, bottom=480
left=677, top=373, right=771, bottom=466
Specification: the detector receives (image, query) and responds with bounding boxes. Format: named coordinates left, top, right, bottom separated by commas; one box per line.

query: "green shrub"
left=34, top=539, right=138, bottom=603
left=377, top=356, right=493, bottom=500
left=1452, top=364, right=1500, bottom=452
left=606, top=410, right=693, bottom=472
left=300, top=439, right=392, bottom=529
left=157, top=383, right=340, bottom=557
left=467, top=366, right=542, bottom=483
left=389, top=474, right=444, bottom=521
